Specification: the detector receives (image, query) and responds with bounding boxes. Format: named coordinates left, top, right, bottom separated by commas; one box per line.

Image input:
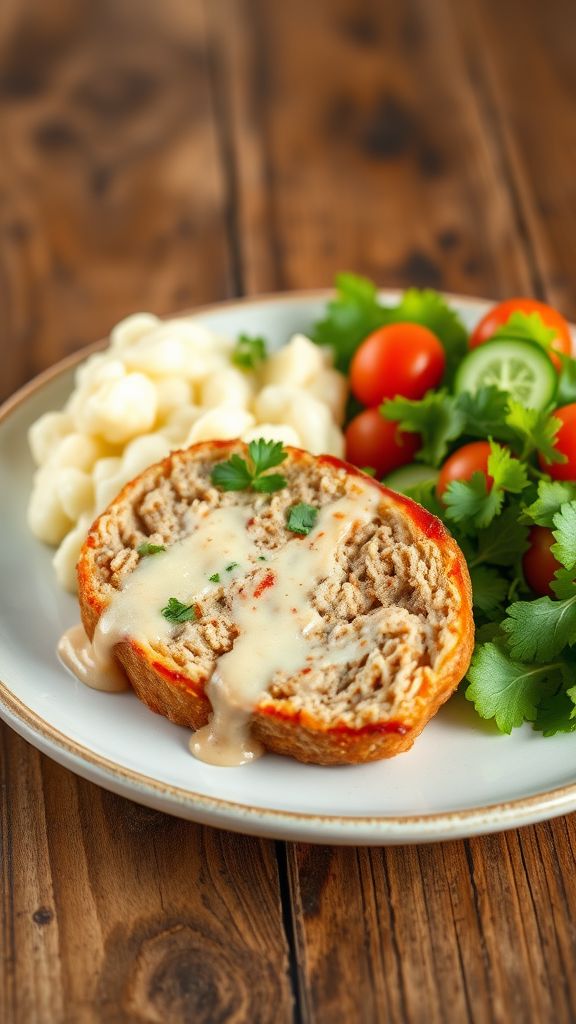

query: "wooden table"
left=1, top=1, right=576, bottom=1020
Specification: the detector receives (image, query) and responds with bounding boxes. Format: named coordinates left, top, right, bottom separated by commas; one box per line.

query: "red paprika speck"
left=253, top=570, right=275, bottom=598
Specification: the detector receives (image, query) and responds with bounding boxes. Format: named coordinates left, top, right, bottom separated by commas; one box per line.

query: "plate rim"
left=2, top=287, right=575, bottom=844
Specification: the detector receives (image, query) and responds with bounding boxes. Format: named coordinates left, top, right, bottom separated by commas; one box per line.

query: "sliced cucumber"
left=384, top=463, right=439, bottom=494
left=454, top=338, right=557, bottom=410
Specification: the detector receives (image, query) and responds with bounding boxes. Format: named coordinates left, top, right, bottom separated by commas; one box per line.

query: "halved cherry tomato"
left=350, top=323, right=445, bottom=407
left=538, top=403, right=576, bottom=480
left=523, top=526, right=561, bottom=597
left=436, top=441, right=492, bottom=498
left=469, top=298, right=571, bottom=370
left=345, top=409, right=420, bottom=477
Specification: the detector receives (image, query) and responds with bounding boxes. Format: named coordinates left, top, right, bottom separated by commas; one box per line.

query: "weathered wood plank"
left=0, top=0, right=233, bottom=402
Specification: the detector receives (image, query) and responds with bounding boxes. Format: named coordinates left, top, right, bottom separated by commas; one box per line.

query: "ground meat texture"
left=77, top=440, right=474, bottom=765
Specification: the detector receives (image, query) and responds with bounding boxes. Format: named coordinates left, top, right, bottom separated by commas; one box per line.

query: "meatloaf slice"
left=77, top=440, right=474, bottom=765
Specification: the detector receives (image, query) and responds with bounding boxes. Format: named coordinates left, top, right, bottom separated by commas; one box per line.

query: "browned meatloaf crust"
left=77, top=440, right=474, bottom=764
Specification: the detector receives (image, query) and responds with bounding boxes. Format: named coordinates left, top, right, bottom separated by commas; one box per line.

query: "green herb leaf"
left=232, top=333, right=267, bottom=370
left=556, top=353, right=576, bottom=405
left=455, top=386, right=516, bottom=443
left=287, top=502, right=318, bottom=535
left=137, top=542, right=166, bottom=556
left=161, top=598, right=197, bottom=624
left=523, top=480, right=576, bottom=527
left=209, top=572, right=220, bottom=583
left=465, top=641, right=561, bottom=733
left=248, top=439, right=288, bottom=475
left=381, top=390, right=466, bottom=466
left=533, top=686, right=576, bottom=736
left=488, top=441, right=529, bottom=495
left=502, top=593, right=576, bottom=662
left=311, top=273, right=387, bottom=371
left=551, top=503, right=576, bottom=569
left=492, top=311, right=557, bottom=351
left=505, top=400, right=566, bottom=465
left=469, top=565, right=509, bottom=615
left=252, top=473, right=287, bottom=494
left=211, top=454, right=253, bottom=491
left=550, top=567, right=576, bottom=600
left=403, top=480, right=445, bottom=519
left=472, top=504, right=530, bottom=567
left=444, top=472, right=503, bottom=530
left=225, top=562, right=239, bottom=572
left=211, top=440, right=287, bottom=494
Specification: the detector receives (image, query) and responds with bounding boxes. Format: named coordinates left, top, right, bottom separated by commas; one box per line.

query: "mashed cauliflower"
left=28, top=312, right=347, bottom=590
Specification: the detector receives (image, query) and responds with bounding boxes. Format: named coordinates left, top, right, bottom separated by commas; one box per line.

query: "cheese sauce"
left=60, top=485, right=380, bottom=766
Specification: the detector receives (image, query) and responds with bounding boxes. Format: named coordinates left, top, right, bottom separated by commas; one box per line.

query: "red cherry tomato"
left=469, top=297, right=572, bottom=370
left=436, top=441, right=492, bottom=498
left=350, top=323, right=445, bottom=407
left=345, top=409, right=420, bottom=477
left=523, top=526, right=561, bottom=597
left=538, top=403, right=576, bottom=480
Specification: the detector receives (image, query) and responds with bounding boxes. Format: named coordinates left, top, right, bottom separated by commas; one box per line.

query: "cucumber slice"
left=384, top=463, right=439, bottom=494
left=454, top=338, right=557, bottom=410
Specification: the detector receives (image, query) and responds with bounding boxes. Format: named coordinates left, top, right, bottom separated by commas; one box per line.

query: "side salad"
left=310, top=274, right=576, bottom=737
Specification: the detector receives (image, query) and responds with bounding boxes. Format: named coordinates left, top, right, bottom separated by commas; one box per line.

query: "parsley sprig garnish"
left=211, top=439, right=287, bottom=494
left=232, top=333, right=267, bottom=370
left=161, top=598, right=197, bottom=624
left=287, top=503, right=318, bottom=536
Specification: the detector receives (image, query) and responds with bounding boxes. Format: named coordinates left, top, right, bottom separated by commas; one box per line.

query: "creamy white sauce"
left=61, top=484, right=380, bottom=766
left=58, top=623, right=129, bottom=692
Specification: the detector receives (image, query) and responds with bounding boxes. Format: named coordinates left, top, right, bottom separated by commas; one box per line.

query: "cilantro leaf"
left=211, top=454, right=253, bottom=492
left=444, top=472, right=503, bottom=530
left=225, top=562, right=239, bottom=572
left=488, top=441, right=529, bottom=494
left=523, top=480, right=576, bottom=527
left=469, top=565, right=509, bottom=615
left=533, top=686, right=576, bottom=736
left=232, top=333, right=267, bottom=370
left=161, top=598, right=197, bottom=624
left=209, top=572, right=220, bottom=583
left=252, top=473, right=288, bottom=494
left=137, top=542, right=166, bottom=556
left=385, top=288, right=468, bottom=380
left=505, top=400, right=566, bottom=464
left=471, top=504, right=530, bottom=567
left=551, top=503, right=576, bottom=569
left=492, top=311, right=557, bottom=351
left=311, top=273, right=387, bottom=371
left=211, top=440, right=287, bottom=494
left=502, top=593, right=576, bottom=662
left=455, top=386, right=516, bottom=443
left=465, top=641, right=561, bottom=733
left=556, top=353, right=576, bottom=405
left=550, top=567, right=576, bottom=600
left=248, top=439, right=287, bottom=475
left=381, top=391, right=466, bottom=466
left=287, top=503, right=318, bottom=535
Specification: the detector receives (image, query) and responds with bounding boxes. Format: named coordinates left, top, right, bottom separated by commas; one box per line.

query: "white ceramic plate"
left=1, top=291, right=576, bottom=846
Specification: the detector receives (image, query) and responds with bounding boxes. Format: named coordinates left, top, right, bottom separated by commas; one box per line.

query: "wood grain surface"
left=1, top=1, right=576, bottom=1022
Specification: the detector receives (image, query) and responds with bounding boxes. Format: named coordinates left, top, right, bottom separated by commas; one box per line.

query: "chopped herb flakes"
left=137, top=542, right=166, bottom=556
left=287, top=503, right=318, bottom=536
left=161, top=598, right=196, bottom=624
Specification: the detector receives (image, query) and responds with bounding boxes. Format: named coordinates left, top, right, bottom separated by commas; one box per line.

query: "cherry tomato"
left=345, top=409, right=420, bottom=477
left=350, top=323, right=445, bottom=407
left=436, top=441, right=492, bottom=497
left=523, top=526, right=561, bottom=597
left=538, top=403, right=576, bottom=480
left=469, top=297, right=571, bottom=370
